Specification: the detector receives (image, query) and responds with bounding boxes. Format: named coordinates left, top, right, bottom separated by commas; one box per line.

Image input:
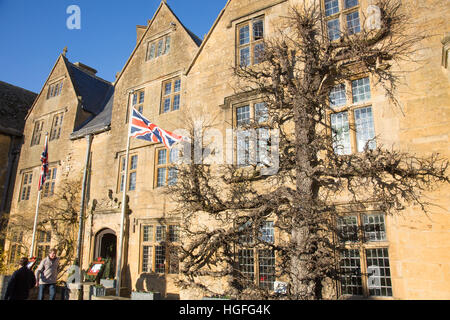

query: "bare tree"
left=168, top=0, right=449, bottom=300
left=1, top=177, right=82, bottom=281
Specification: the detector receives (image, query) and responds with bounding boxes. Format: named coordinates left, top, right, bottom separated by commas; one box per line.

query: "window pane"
left=173, top=95, right=180, bottom=111
left=129, top=172, right=136, bottom=191
left=174, top=79, right=181, bottom=92
left=169, top=225, right=180, bottom=242
left=240, top=47, right=251, bottom=67
left=156, top=226, right=166, bottom=242
left=337, top=216, right=358, bottom=242
left=327, top=19, right=341, bottom=41
left=363, top=214, right=386, bottom=241
left=237, top=134, right=250, bottom=166
left=164, top=83, right=172, bottom=95
left=164, top=36, right=171, bottom=54
left=255, top=102, right=268, bottom=123
left=169, top=149, right=179, bottom=164
left=253, top=19, right=264, bottom=40
left=155, top=245, right=166, bottom=273
left=157, top=39, right=164, bottom=56
left=259, top=221, right=274, bottom=243
left=139, top=91, right=145, bottom=104
left=158, top=149, right=167, bottom=165
left=149, top=43, right=156, bottom=60
left=132, top=93, right=138, bottom=106
left=258, top=249, right=275, bottom=290
left=330, top=84, right=347, bottom=107
left=345, top=0, right=359, bottom=9
left=119, top=174, right=124, bottom=192
left=366, top=248, right=392, bottom=297
left=157, top=168, right=166, bottom=187
left=239, top=221, right=253, bottom=245
left=163, top=98, right=171, bottom=113
left=346, top=11, right=361, bottom=35
left=142, top=246, right=153, bottom=273
left=130, top=155, right=138, bottom=170
left=168, top=167, right=178, bottom=186
left=325, top=0, right=340, bottom=16
left=355, top=106, right=376, bottom=152
left=238, top=249, right=255, bottom=283
left=236, top=106, right=250, bottom=126
left=239, top=25, right=250, bottom=45
left=340, top=249, right=363, bottom=296
left=254, top=43, right=265, bottom=64
left=331, top=112, right=351, bottom=155
left=143, top=225, right=153, bottom=242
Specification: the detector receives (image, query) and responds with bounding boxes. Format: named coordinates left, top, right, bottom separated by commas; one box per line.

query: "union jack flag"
left=130, top=109, right=183, bottom=149
left=38, top=135, right=49, bottom=191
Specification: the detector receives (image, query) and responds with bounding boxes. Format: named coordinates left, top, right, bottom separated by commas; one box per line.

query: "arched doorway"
left=94, top=229, right=117, bottom=275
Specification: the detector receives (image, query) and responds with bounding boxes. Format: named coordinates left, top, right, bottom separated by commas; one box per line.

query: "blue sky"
left=0, top=0, right=227, bottom=93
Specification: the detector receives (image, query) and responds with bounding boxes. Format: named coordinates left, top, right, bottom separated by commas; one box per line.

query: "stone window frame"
left=327, top=75, right=376, bottom=155
left=337, top=211, right=393, bottom=298
left=154, top=147, right=179, bottom=189
left=236, top=219, right=277, bottom=291
left=146, top=34, right=171, bottom=61
left=236, top=15, right=265, bottom=67
left=36, top=230, right=52, bottom=261
left=140, top=222, right=180, bottom=275
left=160, top=77, right=181, bottom=114
left=19, top=171, right=33, bottom=202
left=46, top=80, right=64, bottom=99
left=49, top=112, right=65, bottom=141
left=42, top=167, right=57, bottom=198
left=31, top=119, right=45, bottom=147
left=233, top=100, right=270, bottom=167
left=131, top=90, right=145, bottom=114
left=118, top=154, right=138, bottom=193
left=8, top=231, right=24, bottom=264
left=323, top=0, right=361, bottom=41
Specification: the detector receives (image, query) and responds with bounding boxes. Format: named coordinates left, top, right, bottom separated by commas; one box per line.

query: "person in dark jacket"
left=4, top=257, right=36, bottom=300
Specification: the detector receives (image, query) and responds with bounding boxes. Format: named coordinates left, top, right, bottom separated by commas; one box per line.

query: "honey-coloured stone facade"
left=3, top=0, right=449, bottom=300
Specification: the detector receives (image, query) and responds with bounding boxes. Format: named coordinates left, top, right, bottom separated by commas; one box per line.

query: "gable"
left=114, top=1, right=202, bottom=88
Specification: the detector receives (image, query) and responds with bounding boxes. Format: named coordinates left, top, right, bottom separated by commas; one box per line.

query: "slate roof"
left=70, top=86, right=114, bottom=139
left=0, top=81, right=37, bottom=136
left=64, top=57, right=113, bottom=116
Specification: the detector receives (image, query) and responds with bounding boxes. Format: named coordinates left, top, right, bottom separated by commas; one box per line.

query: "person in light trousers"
left=35, top=248, right=59, bottom=300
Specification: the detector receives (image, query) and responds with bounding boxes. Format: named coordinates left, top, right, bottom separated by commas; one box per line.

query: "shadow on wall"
left=135, top=273, right=179, bottom=300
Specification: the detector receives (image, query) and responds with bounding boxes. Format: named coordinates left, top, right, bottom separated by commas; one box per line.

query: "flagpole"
left=116, top=106, right=133, bottom=297
left=30, top=190, right=42, bottom=258
left=30, top=133, right=48, bottom=258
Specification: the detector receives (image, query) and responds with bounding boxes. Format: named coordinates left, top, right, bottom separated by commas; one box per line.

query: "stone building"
left=3, top=0, right=450, bottom=300
left=0, top=81, right=37, bottom=248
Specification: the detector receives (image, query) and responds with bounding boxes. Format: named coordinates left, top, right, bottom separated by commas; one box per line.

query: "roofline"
left=24, top=54, right=64, bottom=121
left=185, top=0, right=232, bottom=75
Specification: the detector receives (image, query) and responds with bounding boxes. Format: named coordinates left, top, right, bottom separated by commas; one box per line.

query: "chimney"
left=73, top=62, right=98, bottom=76
left=136, top=25, right=147, bottom=44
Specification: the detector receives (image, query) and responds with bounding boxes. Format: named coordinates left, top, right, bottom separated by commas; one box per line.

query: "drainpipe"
left=75, top=134, right=93, bottom=266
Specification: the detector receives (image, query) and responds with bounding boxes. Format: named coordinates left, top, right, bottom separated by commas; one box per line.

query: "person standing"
left=35, top=248, right=59, bottom=300
left=3, top=257, right=36, bottom=300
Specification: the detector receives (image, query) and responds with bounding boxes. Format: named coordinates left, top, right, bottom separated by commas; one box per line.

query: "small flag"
left=130, top=109, right=184, bottom=149
left=38, top=135, right=49, bottom=191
